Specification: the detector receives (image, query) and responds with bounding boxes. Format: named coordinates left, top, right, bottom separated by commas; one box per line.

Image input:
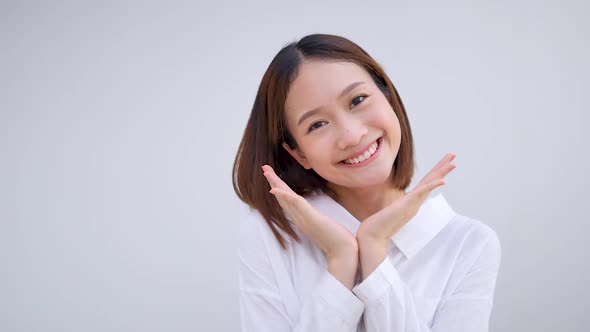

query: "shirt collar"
left=307, top=192, right=457, bottom=260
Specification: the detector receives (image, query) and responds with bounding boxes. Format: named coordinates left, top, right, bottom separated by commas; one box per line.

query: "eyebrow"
left=296, top=81, right=366, bottom=127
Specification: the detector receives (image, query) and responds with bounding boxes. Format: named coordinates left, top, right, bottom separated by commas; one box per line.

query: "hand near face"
left=356, top=153, right=457, bottom=246
left=261, top=153, right=456, bottom=276
left=261, top=165, right=359, bottom=259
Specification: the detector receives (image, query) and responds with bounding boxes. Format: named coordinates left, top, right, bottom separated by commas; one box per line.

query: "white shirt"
left=238, top=192, right=501, bottom=331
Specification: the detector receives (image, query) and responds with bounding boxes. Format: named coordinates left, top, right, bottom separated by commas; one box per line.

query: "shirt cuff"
left=352, top=256, right=405, bottom=305
left=314, top=270, right=365, bottom=325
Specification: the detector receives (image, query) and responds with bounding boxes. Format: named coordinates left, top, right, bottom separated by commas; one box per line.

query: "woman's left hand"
left=356, top=153, right=457, bottom=248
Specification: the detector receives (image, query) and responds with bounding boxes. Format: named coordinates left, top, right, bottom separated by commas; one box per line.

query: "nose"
left=336, top=116, right=368, bottom=151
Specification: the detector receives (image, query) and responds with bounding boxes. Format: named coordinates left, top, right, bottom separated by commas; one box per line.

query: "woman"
left=233, top=33, right=501, bottom=331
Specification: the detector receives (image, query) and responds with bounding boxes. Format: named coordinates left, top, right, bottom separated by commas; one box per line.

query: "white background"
left=2, top=0, right=589, bottom=331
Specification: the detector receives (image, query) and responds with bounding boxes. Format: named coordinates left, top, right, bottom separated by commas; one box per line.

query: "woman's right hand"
left=261, top=165, right=358, bottom=260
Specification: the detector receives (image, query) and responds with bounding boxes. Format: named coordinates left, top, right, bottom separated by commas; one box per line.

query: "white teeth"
left=343, top=140, right=379, bottom=165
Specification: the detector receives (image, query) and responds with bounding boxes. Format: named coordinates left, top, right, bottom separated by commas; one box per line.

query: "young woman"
left=233, top=34, right=501, bottom=331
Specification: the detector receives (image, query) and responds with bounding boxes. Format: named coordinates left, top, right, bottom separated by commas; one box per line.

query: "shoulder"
left=239, top=208, right=265, bottom=241
left=238, top=208, right=279, bottom=278
left=448, top=213, right=499, bottom=241
left=437, top=213, right=503, bottom=300
left=239, top=208, right=274, bottom=250
left=444, top=213, right=502, bottom=270
left=238, top=208, right=294, bottom=255
left=450, top=214, right=501, bottom=251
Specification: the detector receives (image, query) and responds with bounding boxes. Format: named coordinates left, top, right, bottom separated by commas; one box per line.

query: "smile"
left=340, top=137, right=382, bottom=166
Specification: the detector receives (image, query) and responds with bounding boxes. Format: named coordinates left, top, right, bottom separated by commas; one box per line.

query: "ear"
left=282, top=142, right=312, bottom=170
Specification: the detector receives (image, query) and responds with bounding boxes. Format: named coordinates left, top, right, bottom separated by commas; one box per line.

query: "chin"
left=334, top=169, right=393, bottom=189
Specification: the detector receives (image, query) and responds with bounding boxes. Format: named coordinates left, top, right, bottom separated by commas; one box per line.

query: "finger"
left=271, top=188, right=312, bottom=217
left=409, top=179, right=446, bottom=202
left=262, top=166, right=295, bottom=193
left=262, top=170, right=281, bottom=189
left=427, top=153, right=455, bottom=174
left=269, top=187, right=315, bottom=229
left=436, top=163, right=456, bottom=179
left=428, top=179, right=446, bottom=191
left=433, top=153, right=455, bottom=173
left=418, top=155, right=457, bottom=185
left=269, top=187, right=292, bottom=209
left=429, top=153, right=456, bottom=174
left=442, top=153, right=456, bottom=164
left=269, top=189, right=304, bottom=226
left=263, top=170, right=292, bottom=192
left=269, top=187, right=298, bottom=203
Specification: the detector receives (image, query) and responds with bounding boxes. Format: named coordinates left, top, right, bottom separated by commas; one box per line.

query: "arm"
left=239, top=212, right=365, bottom=332
left=353, top=228, right=502, bottom=331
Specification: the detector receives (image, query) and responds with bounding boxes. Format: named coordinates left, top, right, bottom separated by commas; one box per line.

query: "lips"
left=340, top=137, right=382, bottom=163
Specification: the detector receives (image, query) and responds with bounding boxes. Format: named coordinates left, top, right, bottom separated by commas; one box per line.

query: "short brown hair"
left=232, top=34, right=415, bottom=250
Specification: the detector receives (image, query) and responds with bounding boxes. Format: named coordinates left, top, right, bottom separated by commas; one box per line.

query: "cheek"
left=392, top=114, right=402, bottom=135
left=377, top=108, right=402, bottom=146
left=299, top=140, right=330, bottom=164
left=307, top=143, right=333, bottom=164
left=391, top=118, right=402, bottom=146
left=372, top=105, right=400, bottom=129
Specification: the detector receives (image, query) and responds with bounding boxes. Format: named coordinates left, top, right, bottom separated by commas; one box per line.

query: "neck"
left=327, top=181, right=406, bottom=222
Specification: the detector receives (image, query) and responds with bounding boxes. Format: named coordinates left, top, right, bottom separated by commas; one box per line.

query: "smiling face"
left=282, top=60, right=402, bottom=191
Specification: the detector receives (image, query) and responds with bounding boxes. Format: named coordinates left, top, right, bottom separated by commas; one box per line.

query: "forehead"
left=285, top=60, right=372, bottom=117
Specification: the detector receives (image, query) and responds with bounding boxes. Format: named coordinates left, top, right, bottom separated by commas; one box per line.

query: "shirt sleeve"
left=239, top=211, right=365, bottom=332
left=351, top=227, right=502, bottom=331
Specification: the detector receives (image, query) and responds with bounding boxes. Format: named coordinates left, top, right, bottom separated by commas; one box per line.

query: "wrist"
left=357, top=237, right=389, bottom=280
left=325, top=235, right=359, bottom=259
left=356, top=230, right=388, bottom=250
left=357, top=234, right=389, bottom=257
left=327, top=251, right=359, bottom=290
left=328, top=253, right=358, bottom=269
left=328, top=241, right=358, bottom=264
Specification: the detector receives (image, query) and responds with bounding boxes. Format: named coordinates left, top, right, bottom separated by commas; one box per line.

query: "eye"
left=308, top=120, right=327, bottom=132
left=307, top=94, right=369, bottom=133
left=351, top=94, right=368, bottom=108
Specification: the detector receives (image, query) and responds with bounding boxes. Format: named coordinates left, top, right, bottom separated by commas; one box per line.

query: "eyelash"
left=308, top=94, right=368, bottom=132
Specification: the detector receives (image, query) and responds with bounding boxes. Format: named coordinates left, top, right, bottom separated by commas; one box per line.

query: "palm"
left=262, top=165, right=357, bottom=257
